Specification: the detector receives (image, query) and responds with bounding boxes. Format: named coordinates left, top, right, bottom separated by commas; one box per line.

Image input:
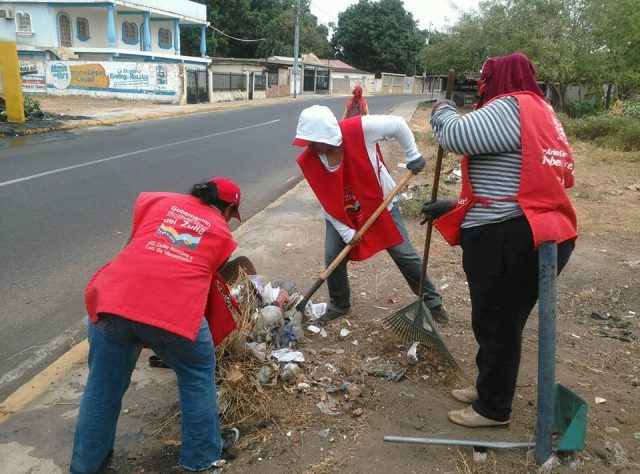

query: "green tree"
left=257, top=6, right=332, bottom=58
left=418, top=0, right=640, bottom=109
left=419, top=0, right=590, bottom=109
left=584, top=0, right=640, bottom=104
left=181, top=0, right=330, bottom=59
left=331, top=0, right=424, bottom=75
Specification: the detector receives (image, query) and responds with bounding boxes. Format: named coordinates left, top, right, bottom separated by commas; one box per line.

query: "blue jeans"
left=325, top=201, right=442, bottom=313
left=70, top=314, right=221, bottom=473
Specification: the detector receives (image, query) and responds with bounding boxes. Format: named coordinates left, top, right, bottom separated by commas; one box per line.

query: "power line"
left=208, top=25, right=265, bottom=42
left=309, top=0, right=339, bottom=25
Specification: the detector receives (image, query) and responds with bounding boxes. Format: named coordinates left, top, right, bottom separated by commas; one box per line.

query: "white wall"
left=42, top=60, right=183, bottom=102
left=2, top=3, right=56, bottom=47
left=119, top=0, right=205, bottom=23
left=3, top=0, right=206, bottom=23
left=49, top=7, right=108, bottom=48
left=4, top=4, right=189, bottom=55
left=211, top=90, right=247, bottom=103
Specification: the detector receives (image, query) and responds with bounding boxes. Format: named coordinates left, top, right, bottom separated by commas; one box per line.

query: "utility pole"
left=293, top=0, right=300, bottom=98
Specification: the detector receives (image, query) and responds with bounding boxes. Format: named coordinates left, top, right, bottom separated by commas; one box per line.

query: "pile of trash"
left=213, top=271, right=451, bottom=427
left=215, top=271, right=329, bottom=425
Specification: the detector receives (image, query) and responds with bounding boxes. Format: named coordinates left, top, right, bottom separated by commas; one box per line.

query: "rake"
left=383, top=69, right=459, bottom=369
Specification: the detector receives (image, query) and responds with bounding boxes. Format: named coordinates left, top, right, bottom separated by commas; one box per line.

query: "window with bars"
left=58, top=13, right=72, bottom=47
left=122, top=21, right=139, bottom=44
left=77, top=17, right=89, bottom=41
left=16, top=12, right=32, bottom=33
left=158, top=28, right=172, bottom=49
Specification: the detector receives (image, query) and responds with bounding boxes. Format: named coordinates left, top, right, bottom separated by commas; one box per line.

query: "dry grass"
left=215, top=270, right=274, bottom=427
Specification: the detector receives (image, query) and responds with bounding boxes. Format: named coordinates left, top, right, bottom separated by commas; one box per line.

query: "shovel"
left=295, top=170, right=415, bottom=318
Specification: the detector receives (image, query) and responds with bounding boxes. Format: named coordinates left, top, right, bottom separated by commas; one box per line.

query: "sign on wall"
left=19, top=58, right=46, bottom=93
left=45, top=61, right=180, bottom=100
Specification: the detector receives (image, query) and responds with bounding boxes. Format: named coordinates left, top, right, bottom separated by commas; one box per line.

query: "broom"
left=383, top=69, right=459, bottom=368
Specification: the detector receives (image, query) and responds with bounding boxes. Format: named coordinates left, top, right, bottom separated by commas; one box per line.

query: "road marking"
left=0, top=320, right=86, bottom=395
left=0, top=119, right=281, bottom=188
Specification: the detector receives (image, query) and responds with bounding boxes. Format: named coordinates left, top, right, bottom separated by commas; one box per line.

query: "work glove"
left=431, top=99, right=457, bottom=117
left=406, top=156, right=426, bottom=174
left=420, top=199, right=455, bottom=225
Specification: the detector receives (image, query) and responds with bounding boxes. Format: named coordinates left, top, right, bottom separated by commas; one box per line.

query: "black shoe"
left=430, top=305, right=449, bottom=324
left=148, top=355, right=170, bottom=368
left=221, top=428, right=239, bottom=461
left=316, top=307, right=349, bottom=325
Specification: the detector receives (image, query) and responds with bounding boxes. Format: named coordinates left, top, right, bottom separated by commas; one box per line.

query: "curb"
left=0, top=339, right=89, bottom=424
left=0, top=96, right=307, bottom=137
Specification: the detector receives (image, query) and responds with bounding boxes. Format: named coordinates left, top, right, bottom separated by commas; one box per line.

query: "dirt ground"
left=117, top=104, right=639, bottom=473
left=35, top=95, right=162, bottom=117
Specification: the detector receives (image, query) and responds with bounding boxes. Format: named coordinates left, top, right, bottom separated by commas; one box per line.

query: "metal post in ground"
left=536, top=241, right=558, bottom=465
left=293, top=0, right=300, bottom=98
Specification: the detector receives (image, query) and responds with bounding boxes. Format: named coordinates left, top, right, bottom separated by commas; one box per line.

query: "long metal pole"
left=384, top=436, right=535, bottom=450
left=293, top=0, right=300, bottom=99
left=536, top=241, right=558, bottom=465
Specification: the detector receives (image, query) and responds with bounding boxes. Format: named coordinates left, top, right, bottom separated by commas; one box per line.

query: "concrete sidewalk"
left=0, top=95, right=317, bottom=137
left=0, top=100, right=421, bottom=473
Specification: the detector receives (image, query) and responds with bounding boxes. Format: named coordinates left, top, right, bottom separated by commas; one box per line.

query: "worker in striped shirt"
left=422, top=52, right=577, bottom=428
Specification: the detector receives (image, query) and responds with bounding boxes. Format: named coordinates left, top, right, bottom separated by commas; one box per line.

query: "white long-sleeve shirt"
left=318, top=115, right=422, bottom=243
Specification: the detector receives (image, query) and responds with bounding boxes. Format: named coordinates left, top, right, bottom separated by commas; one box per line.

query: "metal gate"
left=303, top=67, right=315, bottom=92
left=187, top=69, right=208, bottom=104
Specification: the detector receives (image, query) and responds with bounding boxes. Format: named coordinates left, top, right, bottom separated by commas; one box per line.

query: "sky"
left=309, top=0, right=478, bottom=32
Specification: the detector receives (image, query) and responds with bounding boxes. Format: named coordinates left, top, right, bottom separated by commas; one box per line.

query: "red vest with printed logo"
left=296, top=116, right=403, bottom=261
left=435, top=92, right=577, bottom=248
left=85, top=192, right=238, bottom=345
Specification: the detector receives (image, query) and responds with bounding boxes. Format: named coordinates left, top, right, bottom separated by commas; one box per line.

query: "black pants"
left=460, top=216, right=572, bottom=422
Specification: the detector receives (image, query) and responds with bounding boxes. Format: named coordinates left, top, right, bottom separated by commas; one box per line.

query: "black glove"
left=406, top=156, right=426, bottom=174
left=431, top=99, right=457, bottom=117
left=420, top=199, right=455, bottom=225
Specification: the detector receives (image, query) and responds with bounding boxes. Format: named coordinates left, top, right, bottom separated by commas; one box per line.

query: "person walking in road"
left=421, top=52, right=577, bottom=427
left=70, top=177, right=243, bottom=473
left=293, top=105, right=448, bottom=324
left=341, top=85, right=369, bottom=119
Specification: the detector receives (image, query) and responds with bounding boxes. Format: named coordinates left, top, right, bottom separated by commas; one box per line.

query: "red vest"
left=85, top=192, right=238, bottom=345
left=346, top=98, right=368, bottom=117
left=435, top=92, right=577, bottom=248
left=296, top=116, right=403, bottom=261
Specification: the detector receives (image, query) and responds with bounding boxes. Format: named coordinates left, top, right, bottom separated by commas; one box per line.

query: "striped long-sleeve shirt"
left=431, top=96, right=524, bottom=228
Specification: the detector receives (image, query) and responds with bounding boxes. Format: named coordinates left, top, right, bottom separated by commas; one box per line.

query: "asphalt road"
left=0, top=94, right=426, bottom=400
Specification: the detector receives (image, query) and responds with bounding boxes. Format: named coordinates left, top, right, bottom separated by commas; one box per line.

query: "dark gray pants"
left=325, top=202, right=442, bottom=313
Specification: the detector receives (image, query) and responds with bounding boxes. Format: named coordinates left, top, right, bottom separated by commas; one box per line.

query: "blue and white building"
left=0, top=0, right=210, bottom=64
left=0, top=0, right=211, bottom=102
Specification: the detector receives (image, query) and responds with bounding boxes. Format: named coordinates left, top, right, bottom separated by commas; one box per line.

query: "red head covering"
left=352, top=85, right=363, bottom=102
left=476, top=52, right=545, bottom=109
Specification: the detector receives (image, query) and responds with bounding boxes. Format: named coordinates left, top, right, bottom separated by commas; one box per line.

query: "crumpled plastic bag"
left=255, top=305, right=284, bottom=344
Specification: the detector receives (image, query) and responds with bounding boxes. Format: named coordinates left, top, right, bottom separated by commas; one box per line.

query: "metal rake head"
left=383, top=301, right=460, bottom=369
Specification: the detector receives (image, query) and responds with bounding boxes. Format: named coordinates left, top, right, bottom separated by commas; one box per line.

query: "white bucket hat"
left=292, top=105, right=343, bottom=147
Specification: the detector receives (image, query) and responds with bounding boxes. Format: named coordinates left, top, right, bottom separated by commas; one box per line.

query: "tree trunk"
left=558, top=82, right=567, bottom=112
left=605, top=83, right=613, bottom=109
left=547, top=82, right=565, bottom=112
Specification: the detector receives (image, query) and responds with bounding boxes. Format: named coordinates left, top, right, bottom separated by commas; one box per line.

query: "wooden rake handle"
left=296, top=170, right=415, bottom=312
left=418, top=68, right=456, bottom=297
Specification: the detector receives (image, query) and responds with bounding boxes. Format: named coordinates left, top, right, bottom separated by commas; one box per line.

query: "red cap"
left=208, top=177, right=241, bottom=221
left=292, top=137, right=312, bottom=147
